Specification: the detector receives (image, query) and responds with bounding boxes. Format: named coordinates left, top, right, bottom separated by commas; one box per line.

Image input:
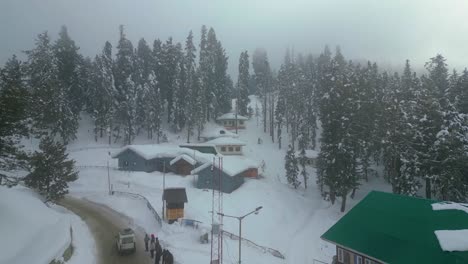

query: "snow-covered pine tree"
left=0, top=55, right=29, bottom=186
left=317, top=47, right=359, bottom=212
left=431, top=110, right=468, bottom=202
left=237, top=51, right=250, bottom=116
left=456, top=69, right=468, bottom=114
left=413, top=55, right=447, bottom=199
left=198, top=25, right=209, bottom=122
left=114, top=25, right=137, bottom=144
left=135, top=38, right=154, bottom=135
left=25, top=136, right=78, bottom=202
left=252, top=48, right=272, bottom=133
left=285, top=144, right=300, bottom=189
left=213, top=40, right=231, bottom=117
left=90, top=41, right=116, bottom=143
left=298, top=138, right=309, bottom=189
left=54, top=26, right=83, bottom=114
left=26, top=31, right=78, bottom=144
left=184, top=31, right=197, bottom=143
left=143, top=71, right=163, bottom=142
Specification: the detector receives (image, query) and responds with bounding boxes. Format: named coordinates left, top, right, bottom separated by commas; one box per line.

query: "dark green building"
left=321, top=191, right=468, bottom=264
left=192, top=162, right=244, bottom=193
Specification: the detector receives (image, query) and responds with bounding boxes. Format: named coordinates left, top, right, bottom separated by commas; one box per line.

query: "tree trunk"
left=425, top=177, right=432, bottom=199
left=351, top=188, right=356, bottom=199
left=270, top=96, right=274, bottom=142
left=187, top=125, right=191, bottom=143
left=340, top=193, right=347, bottom=212
left=263, top=96, right=267, bottom=133
left=157, top=125, right=160, bottom=144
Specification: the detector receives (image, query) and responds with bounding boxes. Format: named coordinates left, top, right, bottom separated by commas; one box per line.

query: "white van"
left=116, top=228, right=136, bottom=254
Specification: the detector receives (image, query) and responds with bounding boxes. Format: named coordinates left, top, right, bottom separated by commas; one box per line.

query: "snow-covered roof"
left=435, top=230, right=468, bottom=252
left=112, top=144, right=213, bottom=164
left=205, top=137, right=246, bottom=146
left=216, top=113, right=248, bottom=121
left=200, top=125, right=239, bottom=139
left=295, top=149, right=319, bottom=159
left=191, top=156, right=259, bottom=177
left=432, top=202, right=468, bottom=214
left=170, top=154, right=197, bottom=166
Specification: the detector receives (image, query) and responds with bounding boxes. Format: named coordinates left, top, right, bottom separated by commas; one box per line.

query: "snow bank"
left=0, top=186, right=70, bottom=264
left=435, top=230, right=468, bottom=251
left=432, top=202, right=468, bottom=214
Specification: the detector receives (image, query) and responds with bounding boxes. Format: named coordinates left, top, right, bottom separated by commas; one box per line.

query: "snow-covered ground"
left=64, top=95, right=391, bottom=264
left=0, top=186, right=96, bottom=264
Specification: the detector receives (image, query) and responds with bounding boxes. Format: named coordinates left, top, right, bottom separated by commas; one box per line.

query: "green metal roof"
left=321, top=191, right=468, bottom=264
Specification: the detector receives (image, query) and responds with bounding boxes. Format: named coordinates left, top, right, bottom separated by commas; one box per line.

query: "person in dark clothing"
left=155, top=238, right=162, bottom=264
left=162, top=249, right=173, bottom=264
left=150, top=235, right=156, bottom=258
left=144, top=233, right=150, bottom=252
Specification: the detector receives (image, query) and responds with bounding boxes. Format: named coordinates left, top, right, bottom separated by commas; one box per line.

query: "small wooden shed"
left=163, top=188, right=188, bottom=223
left=169, top=154, right=197, bottom=175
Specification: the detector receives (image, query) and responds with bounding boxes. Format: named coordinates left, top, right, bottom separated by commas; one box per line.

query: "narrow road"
left=60, top=196, right=152, bottom=264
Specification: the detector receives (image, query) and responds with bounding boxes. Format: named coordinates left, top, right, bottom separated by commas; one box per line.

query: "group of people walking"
left=144, top=233, right=174, bottom=264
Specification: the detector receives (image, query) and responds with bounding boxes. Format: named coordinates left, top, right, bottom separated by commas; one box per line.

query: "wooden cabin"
left=169, top=154, right=197, bottom=175
left=321, top=191, right=468, bottom=264
left=163, top=188, right=188, bottom=224
left=216, top=113, right=248, bottom=130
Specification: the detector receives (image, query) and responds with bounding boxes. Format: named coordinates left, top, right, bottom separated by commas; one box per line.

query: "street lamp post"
left=218, top=206, right=263, bottom=264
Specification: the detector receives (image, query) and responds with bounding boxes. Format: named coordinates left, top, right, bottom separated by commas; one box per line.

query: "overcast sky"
left=1, top=0, right=467, bottom=76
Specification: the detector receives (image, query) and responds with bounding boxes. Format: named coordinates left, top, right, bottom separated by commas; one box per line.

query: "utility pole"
left=218, top=206, right=262, bottom=264
left=162, top=161, right=166, bottom=221
left=107, top=160, right=111, bottom=195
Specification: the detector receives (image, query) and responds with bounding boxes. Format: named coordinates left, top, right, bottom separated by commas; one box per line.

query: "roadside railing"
left=222, top=230, right=285, bottom=259
left=112, top=191, right=163, bottom=227
left=178, top=218, right=285, bottom=260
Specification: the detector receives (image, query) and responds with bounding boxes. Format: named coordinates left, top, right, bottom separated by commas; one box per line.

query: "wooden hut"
left=163, top=188, right=188, bottom=223
left=169, top=154, right=197, bottom=175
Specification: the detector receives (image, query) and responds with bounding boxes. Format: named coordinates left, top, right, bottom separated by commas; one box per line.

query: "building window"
left=221, top=146, right=226, bottom=152
left=124, top=161, right=129, bottom=167
left=364, top=259, right=372, bottom=264
left=235, top=146, right=240, bottom=151
left=239, top=120, right=244, bottom=125
left=133, top=162, right=136, bottom=166
left=337, top=248, right=344, bottom=263
left=344, top=251, right=351, bottom=264
left=356, top=256, right=363, bottom=264
left=228, top=147, right=233, bottom=152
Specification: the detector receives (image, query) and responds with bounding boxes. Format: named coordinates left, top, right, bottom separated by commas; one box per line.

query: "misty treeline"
left=263, top=46, right=468, bottom=211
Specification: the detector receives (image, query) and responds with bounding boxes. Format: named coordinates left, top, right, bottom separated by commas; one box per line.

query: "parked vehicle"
left=116, top=228, right=136, bottom=254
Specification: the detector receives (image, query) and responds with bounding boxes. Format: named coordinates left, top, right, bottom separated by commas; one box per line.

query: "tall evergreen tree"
left=237, top=51, right=250, bottom=116
left=0, top=55, right=29, bottom=186
left=184, top=31, right=198, bottom=143
left=135, top=38, right=154, bottom=134
left=54, top=25, right=83, bottom=114
left=285, top=144, right=300, bottom=188
left=25, top=136, right=78, bottom=202
left=26, top=31, right=78, bottom=144
left=252, top=48, right=272, bottom=133
left=90, top=41, right=116, bottom=143
left=114, top=25, right=137, bottom=144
